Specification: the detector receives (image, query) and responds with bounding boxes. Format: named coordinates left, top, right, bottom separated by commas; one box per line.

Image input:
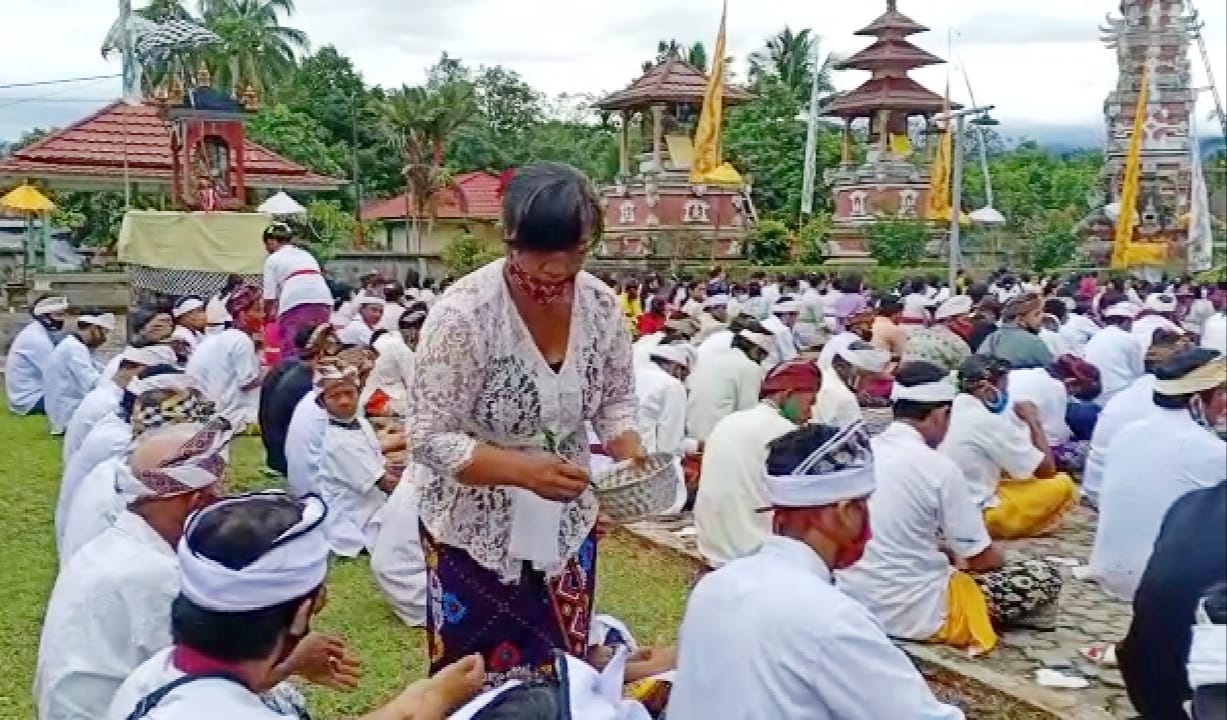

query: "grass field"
left=0, top=408, right=698, bottom=718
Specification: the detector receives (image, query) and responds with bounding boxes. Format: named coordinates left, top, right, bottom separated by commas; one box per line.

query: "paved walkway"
left=627, top=505, right=1135, bottom=719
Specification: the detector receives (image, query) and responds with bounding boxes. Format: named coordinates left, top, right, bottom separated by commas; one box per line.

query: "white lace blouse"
left=408, top=258, right=637, bottom=582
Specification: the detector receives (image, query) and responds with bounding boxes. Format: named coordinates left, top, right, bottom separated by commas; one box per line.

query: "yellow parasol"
left=1, top=184, right=55, bottom=213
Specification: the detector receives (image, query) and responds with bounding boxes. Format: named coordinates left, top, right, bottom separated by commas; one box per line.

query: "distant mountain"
left=997, top=122, right=1104, bottom=152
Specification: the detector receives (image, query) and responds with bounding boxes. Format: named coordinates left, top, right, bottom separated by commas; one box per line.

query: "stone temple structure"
left=1079, top=0, right=1203, bottom=263
left=821, top=0, right=951, bottom=263
left=593, top=54, right=754, bottom=269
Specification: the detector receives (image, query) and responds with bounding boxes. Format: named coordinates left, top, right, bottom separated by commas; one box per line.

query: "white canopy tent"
left=257, top=191, right=307, bottom=217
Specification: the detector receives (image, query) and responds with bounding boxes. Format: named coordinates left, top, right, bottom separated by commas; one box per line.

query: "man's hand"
left=378, top=473, right=400, bottom=493
left=1013, top=399, right=1041, bottom=424
left=282, top=633, right=361, bottom=691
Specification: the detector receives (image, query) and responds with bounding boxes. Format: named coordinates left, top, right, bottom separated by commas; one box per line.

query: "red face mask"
left=833, top=503, right=873, bottom=570
left=505, top=255, right=574, bottom=305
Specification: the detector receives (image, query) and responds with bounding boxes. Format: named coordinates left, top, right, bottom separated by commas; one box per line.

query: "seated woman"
left=939, top=355, right=1079, bottom=540
left=839, top=361, right=1064, bottom=654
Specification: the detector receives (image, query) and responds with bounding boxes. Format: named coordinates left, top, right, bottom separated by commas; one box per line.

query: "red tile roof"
left=361, top=172, right=503, bottom=222
left=0, top=102, right=342, bottom=190
left=595, top=56, right=753, bottom=111
left=854, top=5, right=930, bottom=37
left=835, top=39, right=945, bottom=72
left=821, top=76, right=952, bottom=119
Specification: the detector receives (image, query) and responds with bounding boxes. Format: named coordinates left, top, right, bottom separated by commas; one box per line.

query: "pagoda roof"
left=835, top=38, right=944, bottom=71
left=595, top=56, right=752, bottom=111
left=0, top=102, right=343, bottom=191
left=854, top=2, right=929, bottom=37
left=821, top=76, right=954, bottom=118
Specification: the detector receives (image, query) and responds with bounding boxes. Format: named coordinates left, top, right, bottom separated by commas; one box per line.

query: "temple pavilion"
left=593, top=53, right=754, bottom=268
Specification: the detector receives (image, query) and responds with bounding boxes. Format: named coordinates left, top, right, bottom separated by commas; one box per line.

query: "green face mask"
left=778, top=396, right=805, bottom=423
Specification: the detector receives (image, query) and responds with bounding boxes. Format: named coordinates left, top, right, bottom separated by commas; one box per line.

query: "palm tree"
left=138, top=0, right=194, bottom=21
left=382, top=82, right=478, bottom=247
left=747, top=27, right=833, bottom=101
left=200, top=0, right=309, bottom=96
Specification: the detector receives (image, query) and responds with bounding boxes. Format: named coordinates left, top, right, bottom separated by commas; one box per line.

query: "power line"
left=0, top=73, right=120, bottom=91
left=0, top=97, right=117, bottom=104
left=0, top=78, right=114, bottom=112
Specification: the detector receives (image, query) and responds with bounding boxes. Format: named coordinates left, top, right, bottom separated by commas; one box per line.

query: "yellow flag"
left=925, top=83, right=952, bottom=220
left=1111, top=64, right=1149, bottom=269
left=690, top=1, right=728, bottom=183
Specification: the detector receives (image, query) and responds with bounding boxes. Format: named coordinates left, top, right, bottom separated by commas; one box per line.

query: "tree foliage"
left=748, top=219, right=793, bottom=266
left=866, top=218, right=929, bottom=268
left=441, top=232, right=501, bottom=276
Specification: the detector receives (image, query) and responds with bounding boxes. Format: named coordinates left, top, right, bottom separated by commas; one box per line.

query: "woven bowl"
left=593, top=452, right=679, bottom=524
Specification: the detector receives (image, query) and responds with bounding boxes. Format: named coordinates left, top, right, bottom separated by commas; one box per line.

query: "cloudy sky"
left=2, top=0, right=1224, bottom=142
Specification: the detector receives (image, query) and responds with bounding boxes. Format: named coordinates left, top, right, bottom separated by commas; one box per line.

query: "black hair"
left=130, top=305, right=173, bottom=336
left=384, top=283, right=405, bottom=303
left=1043, top=298, right=1068, bottom=322
left=119, top=364, right=183, bottom=418
left=503, top=162, right=602, bottom=253
left=1204, top=582, right=1227, bottom=625
left=959, top=354, right=1008, bottom=386
left=840, top=274, right=862, bottom=294
left=731, top=319, right=770, bottom=359
left=967, top=283, right=989, bottom=304
left=293, top=323, right=320, bottom=352
left=893, top=361, right=953, bottom=420
left=876, top=294, right=903, bottom=315
left=399, top=310, right=427, bottom=330
left=330, top=281, right=353, bottom=311
left=470, top=683, right=560, bottom=719
left=170, top=494, right=318, bottom=662
left=220, top=274, right=245, bottom=297
left=765, top=423, right=842, bottom=478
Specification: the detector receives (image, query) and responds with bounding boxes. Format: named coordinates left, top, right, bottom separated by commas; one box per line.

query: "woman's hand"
left=513, top=453, right=590, bottom=501
left=605, top=431, right=647, bottom=465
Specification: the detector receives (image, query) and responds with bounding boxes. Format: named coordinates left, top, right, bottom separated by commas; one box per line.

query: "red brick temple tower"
left=821, top=0, right=951, bottom=263
left=593, top=54, right=754, bottom=269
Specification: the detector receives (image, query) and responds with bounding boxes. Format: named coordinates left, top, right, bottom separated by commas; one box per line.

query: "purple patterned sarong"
left=277, top=303, right=331, bottom=361
left=421, top=524, right=597, bottom=688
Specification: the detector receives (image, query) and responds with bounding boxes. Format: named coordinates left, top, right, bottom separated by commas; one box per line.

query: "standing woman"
left=409, top=162, right=643, bottom=686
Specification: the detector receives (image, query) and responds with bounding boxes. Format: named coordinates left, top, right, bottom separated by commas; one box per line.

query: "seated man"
left=669, top=422, right=965, bottom=719
left=813, top=338, right=890, bottom=429
left=940, top=355, right=1078, bottom=540
left=839, top=362, right=1063, bottom=654
left=1118, top=481, right=1226, bottom=720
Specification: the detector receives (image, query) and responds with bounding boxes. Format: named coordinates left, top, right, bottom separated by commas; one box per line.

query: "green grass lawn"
left=0, top=409, right=697, bottom=718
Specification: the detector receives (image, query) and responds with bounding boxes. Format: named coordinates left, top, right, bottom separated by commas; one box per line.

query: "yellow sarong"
left=930, top=571, right=998, bottom=653
left=983, top=473, right=1079, bottom=540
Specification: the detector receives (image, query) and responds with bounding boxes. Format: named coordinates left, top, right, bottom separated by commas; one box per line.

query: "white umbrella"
left=969, top=206, right=1006, bottom=225
left=257, top=191, right=306, bottom=216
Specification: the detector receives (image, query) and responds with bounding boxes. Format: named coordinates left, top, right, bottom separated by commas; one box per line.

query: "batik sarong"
left=277, top=303, right=331, bottom=361
left=421, top=524, right=597, bottom=688
left=931, top=559, right=1064, bottom=654
left=1053, top=439, right=1091, bottom=476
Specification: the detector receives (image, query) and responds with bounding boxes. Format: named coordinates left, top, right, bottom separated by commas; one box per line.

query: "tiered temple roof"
left=595, top=55, right=752, bottom=111
left=822, top=0, right=950, bottom=119
left=0, top=102, right=342, bottom=191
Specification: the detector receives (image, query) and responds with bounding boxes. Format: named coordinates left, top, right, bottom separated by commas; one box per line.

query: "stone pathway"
left=626, top=505, right=1136, bottom=719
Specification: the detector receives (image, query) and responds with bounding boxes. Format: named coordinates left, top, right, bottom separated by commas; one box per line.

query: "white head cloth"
left=1144, top=293, right=1177, bottom=313
left=116, top=420, right=231, bottom=503
left=1188, top=598, right=1227, bottom=690
left=173, top=297, right=206, bottom=318
left=1104, top=302, right=1140, bottom=319
left=891, top=375, right=958, bottom=402
left=764, top=420, right=876, bottom=508
left=648, top=343, right=695, bottom=369
left=449, top=648, right=652, bottom=720
left=33, top=296, right=69, bottom=315
left=79, top=312, right=117, bottom=331
left=836, top=343, right=891, bottom=373
left=357, top=294, right=385, bottom=307
left=121, top=344, right=180, bottom=367
left=738, top=330, right=775, bottom=354
left=178, top=492, right=330, bottom=613
left=772, top=299, right=801, bottom=314
left=126, top=372, right=200, bottom=396
left=934, top=295, right=973, bottom=321
left=314, top=363, right=360, bottom=388
left=704, top=294, right=730, bottom=309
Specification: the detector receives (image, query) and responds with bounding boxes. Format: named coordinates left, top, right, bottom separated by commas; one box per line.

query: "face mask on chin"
left=833, top=506, right=872, bottom=570
left=982, top=386, right=1010, bottom=414
left=37, top=316, right=65, bottom=332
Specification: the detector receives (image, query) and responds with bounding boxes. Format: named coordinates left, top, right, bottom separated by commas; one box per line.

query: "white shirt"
left=44, top=334, right=103, bottom=435
left=365, top=331, right=414, bottom=415
left=285, top=391, right=329, bottom=497
left=1082, top=374, right=1157, bottom=506
left=370, top=469, right=428, bottom=627
left=1058, top=314, right=1100, bottom=356
left=318, top=417, right=387, bottom=557
left=63, top=381, right=122, bottom=466
left=107, top=648, right=283, bottom=720
left=1007, top=368, right=1071, bottom=446
left=59, top=456, right=124, bottom=567
left=761, top=315, right=800, bottom=370
left=693, top=403, right=794, bottom=568
left=1201, top=312, right=1227, bottom=355
left=97, top=354, right=123, bottom=389
left=1131, top=314, right=1182, bottom=359
left=838, top=424, right=992, bottom=641
left=186, top=330, right=261, bottom=428
left=694, top=328, right=733, bottom=363
left=669, top=536, right=965, bottom=720
left=262, top=244, right=332, bottom=315
left=376, top=301, right=405, bottom=332
left=337, top=318, right=375, bottom=346
left=171, top=325, right=203, bottom=354
left=635, top=362, right=692, bottom=515
left=1084, top=325, right=1144, bottom=406
left=632, top=331, right=665, bottom=368
left=1089, top=409, right=1226, bottom=600
left=4, top=320, right=55, bottom=413
left=1038, top=328, right=1072, bottom=359
left=939, top=395, right=1044, bottom=508
left=36, top=512, right=178, bottom=720
left=686, top=348, right=764, bottom=441
left=56, top=411, right=131, bottom=543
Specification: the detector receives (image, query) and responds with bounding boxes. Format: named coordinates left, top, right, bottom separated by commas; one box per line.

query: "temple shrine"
left=593, top=54, right=754, bottom=268
left=821, top=0, right=951, bottom=263
left=1077, top=0, right=1202, bottom=265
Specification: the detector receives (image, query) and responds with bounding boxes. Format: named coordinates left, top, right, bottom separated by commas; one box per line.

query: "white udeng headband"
left=178, top=492, right=330, bottom=613
left=126, top=373, right=199, bottom=395
left=890, top=378, right=958, bottom=403
left=173, top=298, right=205, bottom=318
left=739, top=330, right=775, bottom=353
left=765, top=465, right=876, bottom=508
